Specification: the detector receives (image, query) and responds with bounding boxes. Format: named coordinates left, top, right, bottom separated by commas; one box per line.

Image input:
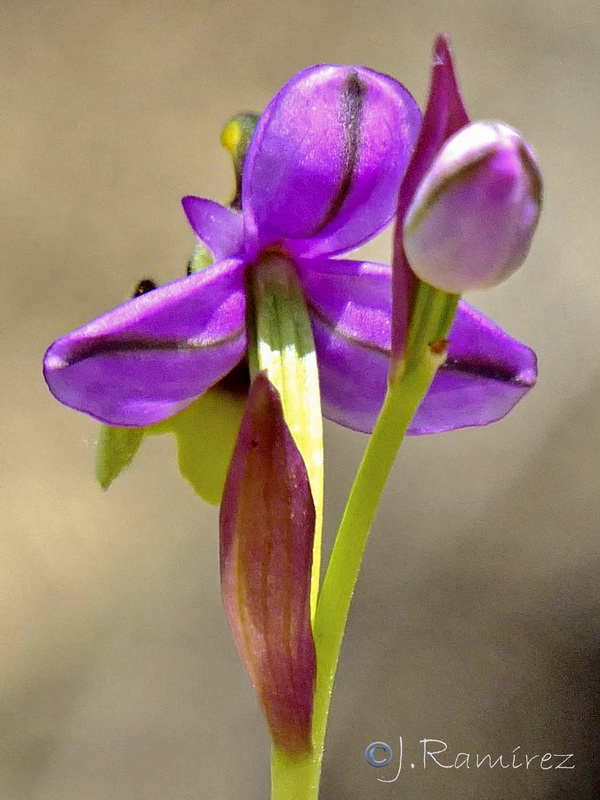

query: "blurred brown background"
left=1, top=0, right=598, bottom=798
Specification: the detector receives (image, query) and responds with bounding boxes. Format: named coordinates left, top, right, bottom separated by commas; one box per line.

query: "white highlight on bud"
left=403, top=121, right=542, bottom=293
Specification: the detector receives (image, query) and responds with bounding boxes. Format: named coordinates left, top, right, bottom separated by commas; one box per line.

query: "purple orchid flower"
left=43, top=61, right=536, bottom=436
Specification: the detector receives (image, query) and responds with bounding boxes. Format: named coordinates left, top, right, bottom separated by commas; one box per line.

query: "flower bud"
left=403, top=121, right=542, bottom=293
left=220, top=112, right=259, bottom=211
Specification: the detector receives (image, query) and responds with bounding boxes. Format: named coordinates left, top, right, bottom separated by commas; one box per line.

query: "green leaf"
left=96, top=425, right=145, bottom=490
left=186, top=240, right=214, bottom=274
left=147, top=387, right=245, bottom=505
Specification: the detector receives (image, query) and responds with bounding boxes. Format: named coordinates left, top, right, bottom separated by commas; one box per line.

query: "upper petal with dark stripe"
left=43, top=258, right=248, bottom=426
left=242, top=65, right=421, bottom=260
left=298, top=257, right=536, bottom=434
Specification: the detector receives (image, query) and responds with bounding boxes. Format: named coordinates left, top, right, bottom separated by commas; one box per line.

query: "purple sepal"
left=411, top=303, right=537, bottom=434
left=299, top=255, right=536, bottom=434
left=43, top=258, right=247, bottom=426
left=181, top=196, right=244, bottom=260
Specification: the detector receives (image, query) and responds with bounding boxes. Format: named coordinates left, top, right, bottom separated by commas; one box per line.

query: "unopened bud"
left=403, top=121, right=542, bottom=293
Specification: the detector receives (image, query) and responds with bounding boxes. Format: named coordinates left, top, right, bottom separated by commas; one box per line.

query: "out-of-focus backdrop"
left=1, top=0, right=598, bottom=797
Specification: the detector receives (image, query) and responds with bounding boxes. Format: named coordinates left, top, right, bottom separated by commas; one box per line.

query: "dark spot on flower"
left=429, top=338, right=449, bottom=356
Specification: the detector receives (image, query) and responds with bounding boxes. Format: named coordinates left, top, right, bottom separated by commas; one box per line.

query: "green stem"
left=271, top=746, right=322, bottom=800
left=269, top=283, right=458, bottom=800
left=269, top=385, right=425, bottom=800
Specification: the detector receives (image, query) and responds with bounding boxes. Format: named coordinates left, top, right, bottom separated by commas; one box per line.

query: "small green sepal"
left=148, top=387, right=245, bottom=505
left=96, top=424, right=145, bottom=490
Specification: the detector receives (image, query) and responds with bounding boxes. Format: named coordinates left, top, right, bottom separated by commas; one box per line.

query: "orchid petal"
left=182, top=196, right=244, bottom=260
left=243, top=65, right=420, bottom=259
left=300, top=257, right=536, bottom=433
left=220, top=374, right=315, bottom=755
left=43, top=258, right=248, bottom=426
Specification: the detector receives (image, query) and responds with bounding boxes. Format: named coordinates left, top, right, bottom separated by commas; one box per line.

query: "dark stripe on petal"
left=311, top=71, right=366, bottom=235
left=306, top=298, right=389, bottom=357
left=309, top=299, right=533, bottom=388
left=440, top=356, right=535, bottom=387
left=519, top=138, right=543, bottom=209
left=59, top=327, right=246, bottom=367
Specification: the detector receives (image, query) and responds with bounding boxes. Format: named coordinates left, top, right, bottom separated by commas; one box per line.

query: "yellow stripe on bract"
left=249, top=253, right=324, bottom=622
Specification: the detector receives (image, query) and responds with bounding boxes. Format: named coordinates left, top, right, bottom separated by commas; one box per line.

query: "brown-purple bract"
left=219, top=372, right=316, bottom=755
